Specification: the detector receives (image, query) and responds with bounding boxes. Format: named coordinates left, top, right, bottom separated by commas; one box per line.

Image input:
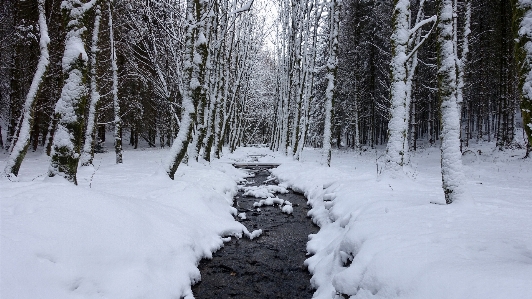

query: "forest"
left=1, top=0, right=532, bottom=298
left=1, top=0, right=531, bottom=191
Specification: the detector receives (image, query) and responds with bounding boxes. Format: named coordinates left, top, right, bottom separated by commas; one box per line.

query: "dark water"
left=192, top=170, right=318, bottom=299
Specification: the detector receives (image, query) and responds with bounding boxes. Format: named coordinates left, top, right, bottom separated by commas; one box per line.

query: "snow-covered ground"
left=267, top=144, right=532, bottom=299
left=2, top=143, right=532, bottom=299
left=1, top=148, right=253, bottom=299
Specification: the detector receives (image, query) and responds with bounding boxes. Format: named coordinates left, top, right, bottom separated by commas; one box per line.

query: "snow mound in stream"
left=241, top=184, right=289, bottom=198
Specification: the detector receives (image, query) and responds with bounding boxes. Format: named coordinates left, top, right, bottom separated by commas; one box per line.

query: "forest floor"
left=1, top=142, right=532, bottom=299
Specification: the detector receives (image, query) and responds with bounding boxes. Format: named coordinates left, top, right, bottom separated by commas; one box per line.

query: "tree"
left=109, top=0, right=122, bottom=164
left=165, top=0, right=208, bottom=179
left=514, top=0, right=532, bottom=157
left=80, top=2, right=102, bottom=167
left=49, top=0, right=96, bottom=184
left=4, top=0, right=49, bottom=177
left=385, top=0, right=436, bottom=173
left=437, top=0, right=465, bottom=203
left=323, top=0, right=341, bottom=166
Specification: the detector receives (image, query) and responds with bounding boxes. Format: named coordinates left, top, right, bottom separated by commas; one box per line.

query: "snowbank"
left=271, top=145, right=532, bottom=299
left=1, top=149, right=248, bottom=299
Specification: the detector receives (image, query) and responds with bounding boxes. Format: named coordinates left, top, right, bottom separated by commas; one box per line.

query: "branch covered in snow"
left=230, top=0, right=254, bottom=15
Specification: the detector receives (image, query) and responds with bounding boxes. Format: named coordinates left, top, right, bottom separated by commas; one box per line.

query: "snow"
left=267, top=145, right=532, bottom=299
left=65, top=30, right=88, bottom=62
left=245, top=229, right=263, bottom=240
left=189, top=77, right=200, bottom=90
left=1, top=148, right=251, bottom=299
left=281, top=204, right=293, bottom=214
left=3, top=144, right=532, bottom=299
left=253, top=196, right=284, bottom=207
left=241, top=184, right=288, bottom=198
left=196, top=32, right=207, bottom=46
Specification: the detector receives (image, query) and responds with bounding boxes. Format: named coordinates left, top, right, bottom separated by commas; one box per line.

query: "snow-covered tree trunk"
left=384, top=0, right=411, bottom=172
left=276, top=0, right=291, bottom=155
left=4, top=0, right=49, bottom=176
left=166, top=0, right=208, bottom=179
left=293, top=0, right=315, bottom=159
left=290, top=0, right=305, bottom=157
left=385, top=0, right=436, bottom=172
left=353, top=80, right=360, bottom=150
left=49, top=0, right=96, bottom=184
left=202, top=2, right=221, bottom=162
left=214, top=1, right=240, bottom=159
left=406, top=0, right=425, bottom=155
left=271, top=11, right=287, bottom=153
left=212, top=14, right=230, bottom=158
left=514, top=0, right=532, bottom=157
left=80, top=2, right=101, bottom=167
left=109, top=0, right=122, bottom=164
left=295, top=0, right=322, bottom=160
left=437, top=0, right=465, bottom=204
left=455, top=0, right=470, bottom=110
left=323, top=0, right=341, bottom=167
left=190, top=4, right=217, bottom=162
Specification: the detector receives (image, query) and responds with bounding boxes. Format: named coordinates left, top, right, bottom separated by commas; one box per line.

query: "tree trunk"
left=49, top=0, right=96, bottom=184
left=80, top=2, right=102, bottom=167
left=109, top=0, right=122, bottom=164
left=384, top=0, right=411, bottom=172
left=437, top=0, right=465, bottom=204
left=323, top=0, right=340, bottom=167
left=4, top=0, right=49, bottom=177
left=515, top=0, right=532, bottom=155
left=166, top=0, right=208, bottom=179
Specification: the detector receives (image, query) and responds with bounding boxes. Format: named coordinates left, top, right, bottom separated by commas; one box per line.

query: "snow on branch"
left=230, top=0, right=254, bottom=15
left=408, top=15, right=437, bottom=37
left=405, top=16, right=437, bottom=63
left=61, top=0, right=97, bottom=18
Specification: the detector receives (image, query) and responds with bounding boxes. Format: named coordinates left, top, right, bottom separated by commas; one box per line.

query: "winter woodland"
left=1, top=0, right=532, bottom=298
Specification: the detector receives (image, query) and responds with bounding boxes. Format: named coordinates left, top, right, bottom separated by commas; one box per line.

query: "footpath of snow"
left=0, top=148, right=253, bottom=299
left=265, top=145, right=532, bottom=299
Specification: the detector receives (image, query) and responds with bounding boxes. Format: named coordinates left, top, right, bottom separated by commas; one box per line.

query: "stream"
left=192, top=168, right=318, bottom=298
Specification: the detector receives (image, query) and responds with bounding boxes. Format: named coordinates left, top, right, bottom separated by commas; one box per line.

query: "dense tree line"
left=2, top=0, right=532, bottom=200
left=271, top=0, right=530, bottom=153
left=305, top=0, right=528, bottom=154
left=0, top=0, right=270, bottom=182
left=268, top=0, right=532, bottom=203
